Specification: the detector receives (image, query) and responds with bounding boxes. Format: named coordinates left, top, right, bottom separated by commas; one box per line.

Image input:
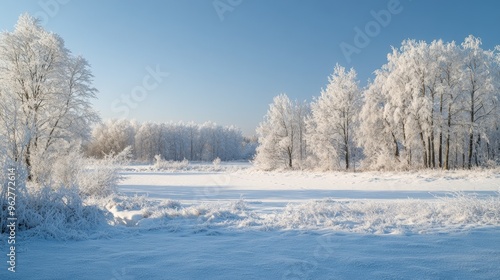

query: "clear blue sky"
left=1, top=1, right=500, bottom=136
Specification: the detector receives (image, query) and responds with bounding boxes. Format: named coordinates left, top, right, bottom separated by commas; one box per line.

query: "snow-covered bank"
left=105, top=193, right=500, bottom=235
left=110, top=166, right=500, bottom=233
left=2, top=165, right=500, bottom=279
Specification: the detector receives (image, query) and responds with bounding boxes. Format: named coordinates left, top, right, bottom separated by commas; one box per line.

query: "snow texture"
left=2, top=163, right=499, bottom=279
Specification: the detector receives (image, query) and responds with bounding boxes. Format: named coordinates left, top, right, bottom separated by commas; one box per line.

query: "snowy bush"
left=154, top=155, right=189, bottom=171
left=30, top=144, right=83, bottom=187
left=213, top=157, right=221, bottom=166
left=77, top=146, right=131, bottom=198
left=0, top=164, right=110, bottom=239
left=13, top=185, right=109, bottom=239
left=29, top=146, right=130, bottom=198
left=367, top=152, right=410, bottom=171
left=212, top=157, right=221, bottom=168
left=76, top=162, right=119, bottom=198
left=0, top=146, right=130, bottom=238
left=106, top=194, right=152, bottom=212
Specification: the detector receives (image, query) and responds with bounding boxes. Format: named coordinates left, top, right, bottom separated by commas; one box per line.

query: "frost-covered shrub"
left=154, top=155, right=189, bottom=171
left=84, top=147, right=131, bottom=197
left=213, top=157, right=221, bottom=167
left=106, top=194, right=151, bottom=212
left=0, top=163, right=110, bottom=238
left=77, top=147, right=131, bottom=198
left=361, top=152, right=410, bottom=171
left=212, top=157, right=221, bottom=170
left=29, top=145, right=131, bottom=198
left=0, top=145, right=130, bottom=238
left=76, top=164, right=119, bottom=198
left=30, top=145, right=84, bottom=187
left=12, top=185, right=109, bottom=239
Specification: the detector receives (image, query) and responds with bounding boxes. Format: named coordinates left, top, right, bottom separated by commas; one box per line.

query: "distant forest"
left=85, top=119, right=257, bottom=162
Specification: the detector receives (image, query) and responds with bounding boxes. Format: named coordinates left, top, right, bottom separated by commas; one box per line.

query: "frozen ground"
left=2, top=163, right=500, bottom=279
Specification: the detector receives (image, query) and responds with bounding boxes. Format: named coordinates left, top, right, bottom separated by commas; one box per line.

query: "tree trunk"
left=430, top=121, right=435, bottom=168
left=468, top=132, right=473, bottom=169
left=439, top=92, right=444, bottom=168
left=487, top=142, right=490, bottom=161
left=345, top=122, right=350, bottom=171
left=287, top=147, right=292, bottom=168
left=438, top=132, right=443, bottom=168
left=392, top=132, right=399, bottom=158
left=463, top=152, right=466, bottom=169
left=444, top=104, right=452, bottom=170
left=190, top=137, right=193, bottom=160
left=345, top=145, right=349, bottom=171
left=475, top=135, right=481, bottom=166
left=444, top=135, right=450, bottom=170
left=25, top=144, right=32, bottom=181
left=421, top=132, right=427, bottom=168
left=468, top=88, right=475, bottom=169
left=429, top=135, right=436, bottom=168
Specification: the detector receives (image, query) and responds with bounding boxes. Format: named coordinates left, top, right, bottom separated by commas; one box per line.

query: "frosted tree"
left=254, top=94, right=307, bottom=170
left=294, top=101, right=309, bottom=168
left=358, top=35, right=500, bottom=170
left=360, top=40, right=448, bottom=169
left=220, top=126, right=244, bottom=160
left=432, top=40, right=463, bottom=169
left=86, top=119, right=135, bottom=158
left=460, top=35, right=499, bottom=168
left=306, top=64, right=361, bottom=170
left=186, top=121, right=198, bottom=160
left=134, top=122, right=162, bottom=161
left=203, top=122, right=223, bottom=161
left=0, top=14, right=99, bottom=179
left=358, top=73, right=402, bottom=169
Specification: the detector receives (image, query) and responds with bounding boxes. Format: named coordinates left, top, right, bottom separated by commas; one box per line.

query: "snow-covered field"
left=3, top=163, right=500, bottom=279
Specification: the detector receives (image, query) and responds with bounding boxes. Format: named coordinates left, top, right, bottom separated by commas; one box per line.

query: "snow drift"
left=106, top=192, right=500, bottom=235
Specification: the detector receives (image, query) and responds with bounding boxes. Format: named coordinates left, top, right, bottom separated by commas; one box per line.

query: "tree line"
left=85, top=119, right=256, bottom=162
left=255, top=36, right=500, bottom=170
